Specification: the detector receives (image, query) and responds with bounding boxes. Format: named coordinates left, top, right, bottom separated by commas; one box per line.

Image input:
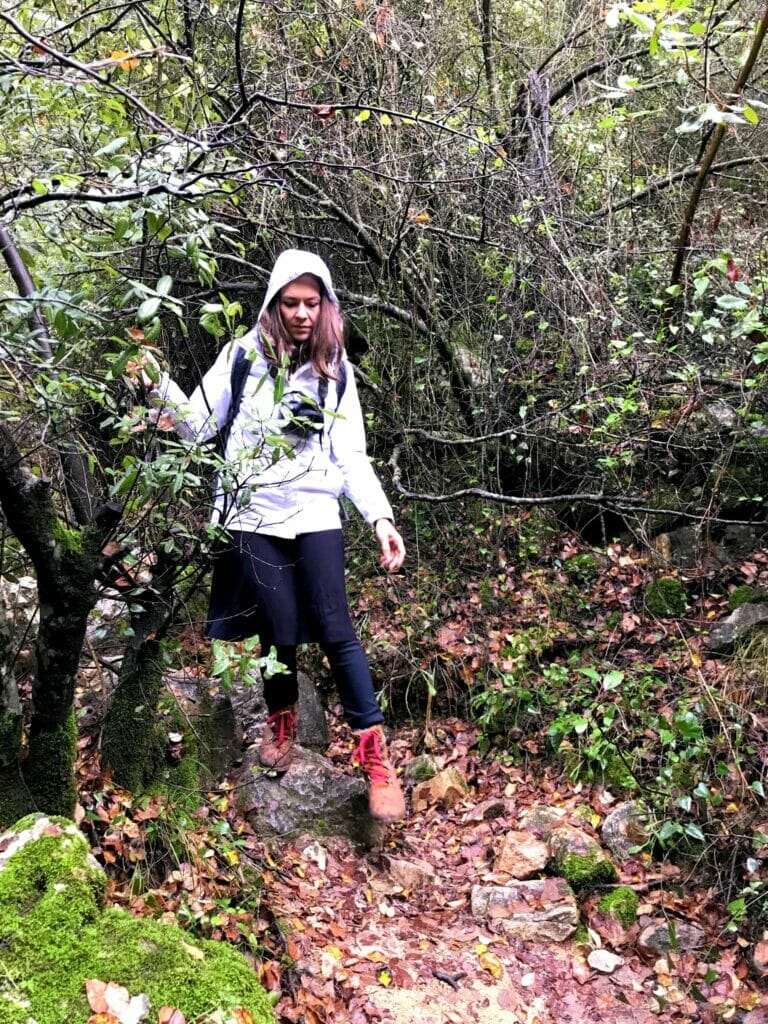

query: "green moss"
left=602, top=754, right=639, bottom=793
left=52, top=519, right=84, bottom=554
left=0, top=818, right=273, bottom=1024
left=24, top=712, right=77, bottom=817
left=644, top=576, right=687, bottom=618
left=598, top=886, right=639, bottom=926
left=102, top=660, right=165, bottom=792
left=573, top=922, right=590, bottom=945
left=728, top=585, right=765, bottom=611
left=559, top=851, right=618, bottom=892
left=0, top=767, right=35, bottom=830
left=404, top=755, right=438, bottom=784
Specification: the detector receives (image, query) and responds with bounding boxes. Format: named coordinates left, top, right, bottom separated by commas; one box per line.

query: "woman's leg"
left=295, top=531, right=403, bottom=818
left=261, top=644, right=298, bottom=713
left=294, top=531, right=383, bottom=728
left=321, top=639, right=383, bottom=730
left=216, top=532, right=301, bottom=711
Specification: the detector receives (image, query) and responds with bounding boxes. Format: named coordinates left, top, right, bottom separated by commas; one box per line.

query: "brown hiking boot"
left=352, top=724, right=406, bottom=823
left=258, top=705, right=297, bottom=772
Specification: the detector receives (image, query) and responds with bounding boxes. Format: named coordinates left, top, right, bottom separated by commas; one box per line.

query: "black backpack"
left=218, top=343, right=348, bottom=450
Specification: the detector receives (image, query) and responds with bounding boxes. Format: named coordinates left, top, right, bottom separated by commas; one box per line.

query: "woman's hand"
left=375, top=518, right=405, bottom=572
left=125, top=348, right=162, bottom=391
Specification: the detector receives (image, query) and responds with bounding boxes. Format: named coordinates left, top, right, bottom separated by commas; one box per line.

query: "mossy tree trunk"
left=101, top=547, right=184, bottom=792
left=0, top=424, right=120, bottom=825
left=0, top=589, right=33, bottom=825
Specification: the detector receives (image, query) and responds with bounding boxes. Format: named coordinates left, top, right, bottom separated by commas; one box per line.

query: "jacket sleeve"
left=328, top=360, right=395, bottom=525
left=151, top=340, right=239, bottom=443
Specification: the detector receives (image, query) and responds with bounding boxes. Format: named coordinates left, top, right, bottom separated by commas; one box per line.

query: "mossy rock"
left=0, top=815, right=274, bottom=1024
left=404, top=754, right=438, bottom=784
left=549, top=825, right=618, bottom=893
left=558, top=850, right=618, bottom=892
left=728, top=585, right=767, bottom=612
left=644, top=576, right=687, bottom=618
left=598, top=886, right=639, bottom=927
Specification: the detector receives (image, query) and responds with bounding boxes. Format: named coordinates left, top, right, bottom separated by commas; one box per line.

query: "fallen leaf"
left=479, top=949, right=503, bottom=979
left=158, top=1010, right=186, bottom=1024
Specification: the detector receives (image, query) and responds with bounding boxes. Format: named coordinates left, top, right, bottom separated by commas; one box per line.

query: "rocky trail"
left=232, top=712, right=765, bottom=1024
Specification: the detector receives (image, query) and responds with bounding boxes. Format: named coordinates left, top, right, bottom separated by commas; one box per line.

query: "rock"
left=518, top=805, right=568, bottom=838
left=587, top=949, right=623, bottom=974
left=403, top=754, right=438, bottom=784
left=87, top=594, right=129, bottom=650
left=235, top=669, right=329, bottom=750
left=601, top=801, right=650, bottom=861
left=238, top=745, right=382, bottom=848
left=637, top=920, right=706, bottom=957
left=650, top=528, right=709, bottom=571
left=297, top=671, right=330, bottom=750
left=494, top=830, right=549, bottom=880
left=0, top=815, right=274, bottom=1024
left=166, top=673, right=242, bottom=783
left=470, top=879, right=579, bottom=942
left=466, top=797, right=507, bottom=821
left=382, top=855, right=433, bottom=891
left=704, top=401, right=739, bottom=429
left=708, top=603, right=768, bottom=652
left=411, top=767, right=469, bottom=811
left=751, top=931, right=768, bottom=979
left=549, top=825, right=617, bottom=891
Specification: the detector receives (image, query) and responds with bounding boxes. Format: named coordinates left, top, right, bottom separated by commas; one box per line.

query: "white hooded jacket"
left=154, top=251, right=395, bottom=537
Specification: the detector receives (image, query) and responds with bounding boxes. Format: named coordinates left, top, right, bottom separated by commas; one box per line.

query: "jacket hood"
left=258, top=249, right=339, bottom=321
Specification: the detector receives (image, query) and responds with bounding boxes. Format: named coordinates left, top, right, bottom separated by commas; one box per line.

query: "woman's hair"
left=259, top=275, right=345, bottom=379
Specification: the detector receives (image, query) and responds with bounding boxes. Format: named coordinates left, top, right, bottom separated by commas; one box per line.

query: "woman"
left=140, top=249, right=406, bottom=823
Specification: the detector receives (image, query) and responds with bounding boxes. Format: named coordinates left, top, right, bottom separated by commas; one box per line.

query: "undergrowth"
left=343, top=505, right=768, bottom=917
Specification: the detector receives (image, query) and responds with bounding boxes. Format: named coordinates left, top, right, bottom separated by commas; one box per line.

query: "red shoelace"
left=266, top=707, right=296, bottom=744
left=352, top=729, right=390, bottom=786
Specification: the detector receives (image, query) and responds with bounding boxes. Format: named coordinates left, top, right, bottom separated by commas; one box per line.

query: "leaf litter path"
left=261, top=717, right=762, bottom=1024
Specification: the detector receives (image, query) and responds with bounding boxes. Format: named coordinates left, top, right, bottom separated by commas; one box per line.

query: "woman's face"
left=279, top=275, right=322, bottom=344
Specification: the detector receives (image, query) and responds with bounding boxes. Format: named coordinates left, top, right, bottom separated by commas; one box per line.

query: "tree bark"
left=0, top=424, right=120, bottom=818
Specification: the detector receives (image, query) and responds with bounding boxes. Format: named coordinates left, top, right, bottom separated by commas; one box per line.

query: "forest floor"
left=77, top=705, right=766, bottom=1024
left=75, top=527, right=768, bottom=1023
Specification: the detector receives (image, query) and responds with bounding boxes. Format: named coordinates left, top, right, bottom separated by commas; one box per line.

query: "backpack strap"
left=220, top=350, right=348, bottom=447
left=323, top=361, right=347, bottom=416
left=218, top=344, right=249, bottom=450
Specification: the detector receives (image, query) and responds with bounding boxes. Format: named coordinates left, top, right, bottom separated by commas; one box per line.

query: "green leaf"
left=355, top=109, right=371, bottom=123
left=743, top=104, right=759, bottom=125
left=137, top=296, right=161, bottom=321
left=156, top=275, right=173, bottom=296
left=715, top=294, right=748, bottom=311
left=94, top=136, right=129, bottom=157
left=689, top=21, right=707, bottom=35
left=602, top=670, right=624, bottom=691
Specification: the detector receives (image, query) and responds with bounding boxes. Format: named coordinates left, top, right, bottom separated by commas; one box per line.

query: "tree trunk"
left=0, top=424, right=120, bottom=818
left=0, top=588, right=34, bottom=826
left=101, top=547, right=182, bottom=791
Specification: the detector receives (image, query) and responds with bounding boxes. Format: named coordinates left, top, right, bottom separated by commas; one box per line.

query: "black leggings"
left=265, top=639, right=382, bottom=730
left=206, top=529, right=383, bottom=730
